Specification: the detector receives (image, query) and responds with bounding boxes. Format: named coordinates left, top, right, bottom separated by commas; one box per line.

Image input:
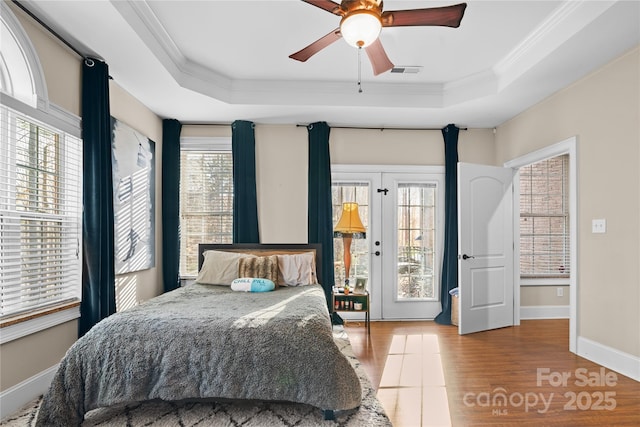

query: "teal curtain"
left=232, top=120, right=260, bottom=243
left=307, top=121, right=335, bottom=310
left=79, top=58, right=116, bottom=337
left=162, top=119, right=182, bottom=292
left=435, top=124, right=460, bottom=325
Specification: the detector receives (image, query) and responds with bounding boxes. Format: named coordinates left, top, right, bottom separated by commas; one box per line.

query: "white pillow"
left=195, top=251, right=256, bottom=285
left=277, top=252, right=318, bottom=286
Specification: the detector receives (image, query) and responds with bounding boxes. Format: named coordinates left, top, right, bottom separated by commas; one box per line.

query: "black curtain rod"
left=296, top=124, right=468, bottom=131
left=183, top=123, right=232, bottom=126
left=184, top=123, right=468, bottom=131
left=12, top=0, right=86, bottom=60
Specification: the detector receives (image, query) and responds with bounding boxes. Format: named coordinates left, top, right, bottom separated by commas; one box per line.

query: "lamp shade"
left=334, top=202, right=366, bottom=238
left=340, top=11, right=382, bottom=48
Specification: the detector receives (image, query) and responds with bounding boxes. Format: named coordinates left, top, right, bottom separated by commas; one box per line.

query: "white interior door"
left=457, top=163, right=515, bottom=334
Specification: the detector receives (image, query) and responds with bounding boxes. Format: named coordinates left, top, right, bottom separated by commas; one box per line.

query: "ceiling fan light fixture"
left=340, top=11, right=382, bottom=48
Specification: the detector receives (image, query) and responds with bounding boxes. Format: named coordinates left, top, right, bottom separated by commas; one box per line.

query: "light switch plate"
left=592, top=219, right=606, bottom=233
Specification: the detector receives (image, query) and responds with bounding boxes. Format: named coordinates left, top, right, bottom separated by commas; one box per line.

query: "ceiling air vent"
left=390, top=66, right=422, bottom=74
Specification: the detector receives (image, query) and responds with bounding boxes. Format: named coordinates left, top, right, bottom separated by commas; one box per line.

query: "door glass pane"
left=332, top=182, right=369, bottom=287
left=397, top=183, right=436, bottom=300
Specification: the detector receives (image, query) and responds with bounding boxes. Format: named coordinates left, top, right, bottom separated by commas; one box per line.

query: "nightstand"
left=332, top=290, right=370, bottom=333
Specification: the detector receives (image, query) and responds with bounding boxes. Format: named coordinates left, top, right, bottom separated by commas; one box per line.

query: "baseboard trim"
left=520, top=305, right=570, bottom=319
left=0, top=364, right=57, bottom=420
left=577, top=336, right=640, bottom=382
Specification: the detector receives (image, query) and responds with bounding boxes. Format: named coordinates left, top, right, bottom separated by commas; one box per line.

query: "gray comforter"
left=36, top=284, right=361, bottom=426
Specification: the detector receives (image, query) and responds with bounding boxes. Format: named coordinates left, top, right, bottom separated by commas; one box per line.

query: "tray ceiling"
left=19, top=0, right=640, bottom=128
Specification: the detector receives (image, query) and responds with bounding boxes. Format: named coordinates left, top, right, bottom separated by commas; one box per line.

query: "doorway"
left=332, top=166, right=445, bottom=320
left=504, top=136, right=577, bottom=352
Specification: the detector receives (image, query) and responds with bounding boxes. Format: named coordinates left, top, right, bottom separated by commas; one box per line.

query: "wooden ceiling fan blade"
left=365, top=38, right=394, bottom=76
left=289, top=28, right=342, bottom=62
left=382, top=3, right=467, bottom=28
left=301, top=0, right=343, bottom=16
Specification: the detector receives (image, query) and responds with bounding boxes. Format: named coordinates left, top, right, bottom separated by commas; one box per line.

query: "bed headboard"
left=197, top=243, right=323, bottom=284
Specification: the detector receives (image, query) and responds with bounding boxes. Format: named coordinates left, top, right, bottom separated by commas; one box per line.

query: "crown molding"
left=495, top=0, right=617, bottom=90
left=110, top=0, right=620, bottom=111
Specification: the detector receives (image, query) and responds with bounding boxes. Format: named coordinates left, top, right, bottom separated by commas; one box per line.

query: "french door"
left=332, top=166, right=444, bottom=320
left=331, top=172, right=380, bottom=318
left=381, top=172, right=444, bottom=319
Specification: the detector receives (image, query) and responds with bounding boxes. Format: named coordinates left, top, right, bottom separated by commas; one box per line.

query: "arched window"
left=1, top=2, right=82, bottom=343
left=0, top=2, right=48, bottom=108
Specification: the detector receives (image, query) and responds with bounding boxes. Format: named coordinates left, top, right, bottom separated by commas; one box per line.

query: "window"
left=179, top=138, right=233, bottom=277
left=396, top=183, right=437, bottom=299
left=0, top=105, right=82, bottom=318
left=332, top=182, right=370, bottom=284
left=519, top=154, right=570, bottom=278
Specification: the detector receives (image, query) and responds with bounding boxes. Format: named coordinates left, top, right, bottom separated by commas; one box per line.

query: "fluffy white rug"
left=1, top=327, right=390, bottom=427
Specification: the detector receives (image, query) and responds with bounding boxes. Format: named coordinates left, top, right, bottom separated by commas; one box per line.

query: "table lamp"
left=334, top=202, right=366, bottom=286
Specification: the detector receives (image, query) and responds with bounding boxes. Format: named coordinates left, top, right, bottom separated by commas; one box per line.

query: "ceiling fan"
left=289, top=0, right=467, bottom=75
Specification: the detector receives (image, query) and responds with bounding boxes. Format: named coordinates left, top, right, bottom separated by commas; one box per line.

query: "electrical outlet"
left=557, top=287, right=563, bottom=297
left=592, top=219, right=606, bottom=233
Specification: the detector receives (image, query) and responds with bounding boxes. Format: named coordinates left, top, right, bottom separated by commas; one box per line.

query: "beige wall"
left=331, top=127, right=495, bottom=166
left=521, top=286, right=570, bottom=306
left=181, top=124, right=231, bottom=138
left=496, top=46, right=640, bottom=357
left=110, top=83, right=164, bottom=308
left=255, top=125, right=309, bottom=243
left=0, top=322, right=77, bottom=390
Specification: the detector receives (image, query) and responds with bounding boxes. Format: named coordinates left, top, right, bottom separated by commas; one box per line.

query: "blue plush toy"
left=231, top=278, right=275, bottom=292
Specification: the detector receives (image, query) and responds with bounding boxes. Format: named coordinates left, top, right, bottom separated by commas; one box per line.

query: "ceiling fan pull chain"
left=357, top=47, right=363, bottom=93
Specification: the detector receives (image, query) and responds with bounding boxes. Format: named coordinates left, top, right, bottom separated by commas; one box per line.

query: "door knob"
left=462, top=254, right=475, bottom=260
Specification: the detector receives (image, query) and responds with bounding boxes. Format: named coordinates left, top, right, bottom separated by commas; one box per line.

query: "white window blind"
left=519, top=154, right=570, bottom=278
left=179, top=138, right=233, bottom=277
left=0, top=106, right=82, bottom=318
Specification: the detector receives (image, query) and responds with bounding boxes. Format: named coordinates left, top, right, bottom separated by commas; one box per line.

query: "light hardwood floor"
left=344, top=319, right=640, bottom=426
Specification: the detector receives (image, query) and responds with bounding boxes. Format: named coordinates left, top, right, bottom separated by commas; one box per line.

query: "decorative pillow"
left=195, top=251, right=256, bottom=285
left=277, top=252, right=318, bottom=286
left=238, top=255, right=279, bottom=286
left=231, top=278, right=275, bottom=293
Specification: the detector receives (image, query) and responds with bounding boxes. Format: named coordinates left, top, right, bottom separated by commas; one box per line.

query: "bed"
left=35, top=243, right=361, bottom=426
